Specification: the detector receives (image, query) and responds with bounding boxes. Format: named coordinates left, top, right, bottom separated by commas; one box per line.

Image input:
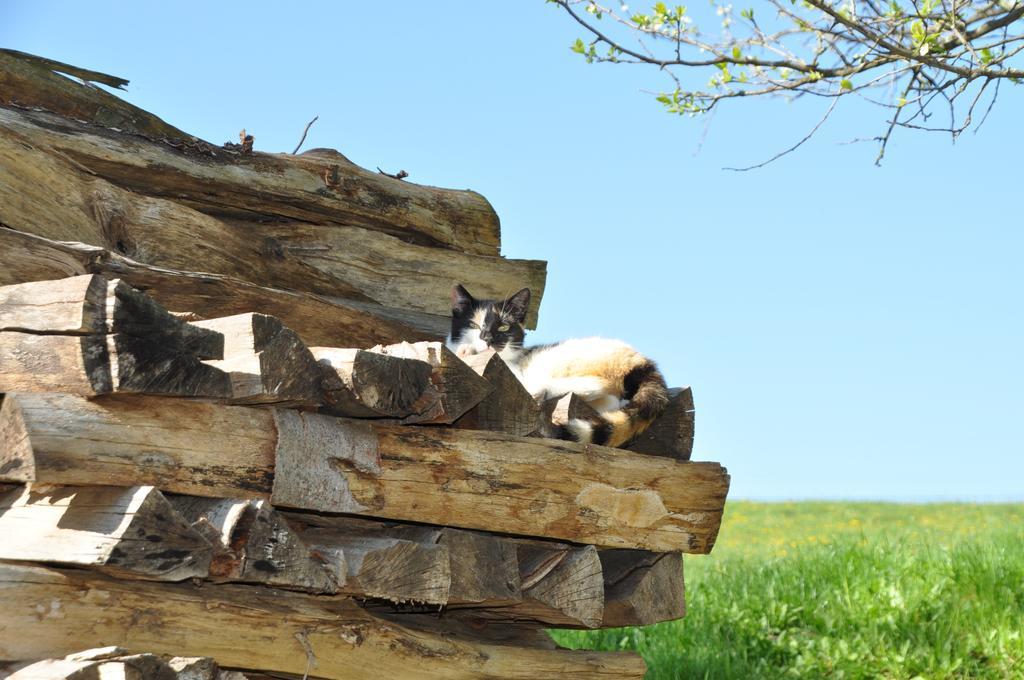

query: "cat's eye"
left=498, top=324, right=510, bottom=332
left=469, top=322, right=480, bottom=330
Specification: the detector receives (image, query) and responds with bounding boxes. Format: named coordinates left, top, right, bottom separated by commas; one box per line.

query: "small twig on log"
left=238, top=129, right=254, bottom=154
left=292, top=115, right=319, bottom=154
left=377, top=167, right=409, bottom=180
left=723, top=97, right=838, bottom=172
left=294, top=629, right=318, bottom=680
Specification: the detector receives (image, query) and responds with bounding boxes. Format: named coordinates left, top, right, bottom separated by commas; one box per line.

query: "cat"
left=446, top=284, right=669, bottom=448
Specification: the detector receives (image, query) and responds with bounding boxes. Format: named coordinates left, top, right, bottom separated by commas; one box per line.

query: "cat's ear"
left=451, top=284, right=475, bottom=315
left=504, top=288, right=531, bottom=323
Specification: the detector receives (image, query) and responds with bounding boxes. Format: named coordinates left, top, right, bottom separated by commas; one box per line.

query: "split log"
left=0, top=485, right=211, bottom=581
left=0, top=332, right=232, bottom=399
left=454, top=350, right=540, bottom=437
left=0, top=333, right=112, bottom=395
left=302, top=527, right=450, bottom=605
left=505, top=543, right=604, bottom=629
left=0, top=393, right=278, bottom=497
left=311, top=347, right=434, bottom=418
left=251, top=221, right=546, bottom=328
left=0, top=49, right=189, bottom=142
left=0, top=274, right=106, bottom=334
left=0, top=226, right=446, bottom=345
left=168, top=496, right=336, bottom=594
left=0, top=53, right=502, bottom=257
left=290, top=515, right=520, bottom=608
left=0, top=392, right=729, bottom=552
left=367, top=342, right=491, bottom=423
left=0, top=275, right=221, bottom=358
left=625, top=387, right=695, bottom=461
left=6, top=648, right=250, bottom=679
left=190, top=314, right=322, bottom=408
left=0, top=563, right=647, bottom=679
left=535, top=392, right=602, bottom=439
left=599, top=550, right=685, bottom=627
left=0, top=275, right=230, bottom=398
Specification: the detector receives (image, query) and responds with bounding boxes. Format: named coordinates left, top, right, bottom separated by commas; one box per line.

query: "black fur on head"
left=449, top=284, right=530, bottom=354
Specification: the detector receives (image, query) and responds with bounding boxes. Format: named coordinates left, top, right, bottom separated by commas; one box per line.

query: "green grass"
left=552, top=502, right=1024, bottom=679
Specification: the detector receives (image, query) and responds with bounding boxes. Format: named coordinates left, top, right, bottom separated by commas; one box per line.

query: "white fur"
left=565, top=418, right=594, bottom=443
left=446, top=309, right=491, bottom=357
left=507, top=337, right=635, bottom=405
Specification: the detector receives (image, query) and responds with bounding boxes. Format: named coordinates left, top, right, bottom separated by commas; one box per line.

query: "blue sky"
left=3, top=2, right=1021, bottom=501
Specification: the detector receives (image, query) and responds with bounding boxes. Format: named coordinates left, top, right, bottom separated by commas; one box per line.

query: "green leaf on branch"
left=840, top=78, right=853, bottom=90
left=571, top=38, right=586, bottom=54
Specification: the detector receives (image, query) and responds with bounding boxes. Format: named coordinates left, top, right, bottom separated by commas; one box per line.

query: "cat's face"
left=449, top=284, right=530, bottom=355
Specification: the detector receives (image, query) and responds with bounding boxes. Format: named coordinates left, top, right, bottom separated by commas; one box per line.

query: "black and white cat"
left=446, top=284, right=669, bottom=447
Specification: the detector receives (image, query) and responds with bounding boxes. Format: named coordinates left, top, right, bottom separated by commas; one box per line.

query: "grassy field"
left=552, top=502, right=1024, bottom=679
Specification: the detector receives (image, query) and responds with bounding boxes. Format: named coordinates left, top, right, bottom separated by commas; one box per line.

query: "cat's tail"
left=562, top=360, right=670, bottom=448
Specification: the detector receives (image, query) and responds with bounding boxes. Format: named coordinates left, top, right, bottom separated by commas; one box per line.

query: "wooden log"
left=510, top=543, right=604, bottom=629
left=0, top=226, right=446, bottom=345
left=0, top=393, right=730, bottom=552
left=599, top=550, right=686, bottom=628
left=0, top=333, right=112, bottom=395
left=251, top=221, right=546, bottom=328
left=0, top=393, right=278, bottom=496
left=310, top=347, right=434, bottom=418
left=367, top=342, right=492, bottom=424
left=6, top=648, right=234, bottom=680
left=0, top=274, right=106, bottom=334
left=189, top=314, right=322, bottom=408
left=0, top=49, right=189, bottom=142
left=0, top=105, right=546, bottom=325
left=454, top=350, right=540, bottom=437
left=0, top=330, right=231, bottom=399
left=309, top=521, right=605, bottom=628
left=0, top=485, right=211, bottom=581
left=625, top=387, right=695, bottom=461
left=302, top=527, right=451, bottom=605
left=290, top=515, right=521, bottom=608
left=168, top=496, right=336, bottom=594
left=0, top=107, right=509, bottom=271
left=0, top=563, right=647, bottom=679
left=0, top=55, right=502, bottom=257
left=0, top=275, right=222, bottom=359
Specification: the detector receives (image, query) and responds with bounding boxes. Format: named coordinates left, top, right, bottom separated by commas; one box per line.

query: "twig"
left=291, top=115, right=319, bottom=154
left=294, top=630, right=317, bottom=680
left=238, top=129, right=254, bottom=155
left=723, top=97, right=839, bottom=171
left=377, top=167, right=409, bottom=180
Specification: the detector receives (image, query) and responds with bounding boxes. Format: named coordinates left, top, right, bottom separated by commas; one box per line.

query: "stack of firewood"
left=0, top=50, right=729, bottom=679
